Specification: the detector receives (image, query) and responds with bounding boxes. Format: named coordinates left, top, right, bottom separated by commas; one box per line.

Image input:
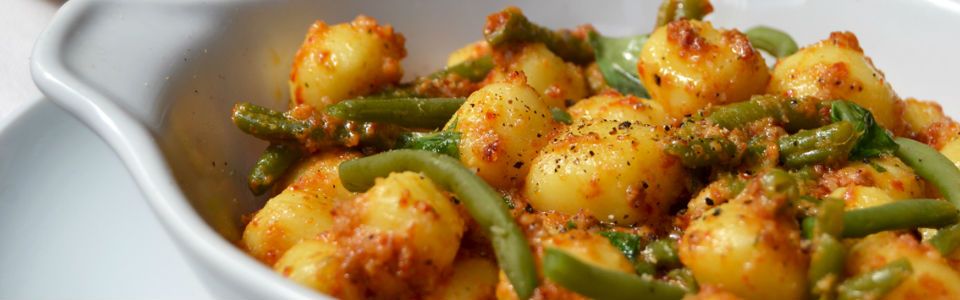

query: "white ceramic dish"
left=30, top=0, right=960, bottom=298
left=0, top=99, right=214, bottom=300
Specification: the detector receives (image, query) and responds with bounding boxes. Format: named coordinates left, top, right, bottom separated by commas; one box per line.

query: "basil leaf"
left=550, top=107, right=573, bottom=125
left=829, top=101, right=898, bottom=159
left=599, top=231, right=642, bottom=261
left=588, top=31, right=650, bottom=98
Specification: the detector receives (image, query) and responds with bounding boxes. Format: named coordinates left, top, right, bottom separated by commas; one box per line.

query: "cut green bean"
left=338, top=150, right=537, bottom=299
left=744, top=26, right=799, bottom=58
left=841, top=199, right=959, bottom=238
left=707, top=95, right=826, bottom=132
left=232, top=102, right=403, bottom=151
left=395, top=131, right=461, bottom=158
left=761, top=168, right=800, bottom=201
left=543, top=248, right=687, bottom=300
left=248, top=143, right=304, bottom=196
left=666, top=137, right=743, bottom=168
left=484, top=8, right=594, bottom=64
left=779, top=121, right=859, bottom=168
left=894, top=137, right=960, bottom=207
left=809, top=235, right=846, bottom=297
left=665, top=268, right=699, bottom=293
left=429, top=55, right=495, bottom=82
left=326, top=97, right=465, bottom=129
left=641, top=239, right=681, bottom=270
left=930, top=224, right=960, bottom=256
left=815, top=197, right=845, bottom=238
left=655, top=0, right=713, bottom=28
left=837, top=259, right=912, bottom=300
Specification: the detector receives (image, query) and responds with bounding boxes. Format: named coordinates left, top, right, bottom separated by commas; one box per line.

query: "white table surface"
left=0, top=1, right=216, bottom=299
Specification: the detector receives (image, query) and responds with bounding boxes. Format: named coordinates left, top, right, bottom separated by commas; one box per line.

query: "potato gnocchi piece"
left=490, top=43, right=589, bottom=108
left=568, top=93, right=672, bottom=126
left=446, top=40, right=491, bottom=67
left=242, top=151, right=358, bottom=265
left=821, top=155, right=926, bottom=201
left=902, top=99, right=960, bottom=149
left=425, top=257, right=500, bottom=300
left=829, top=186, right=897, bottom=210
left=846, top=232, right=960, bottom=299
left=768, top=32, right=901, bottom=131
left=680, top=193, right=807, bottom=300
left=334, top=171, right=465, bottom=297
left=450, top=77, right=557, bottom=188
left=941, top=138, right=960, bottom=169
left=524, top=120, right=686, bottom=225
left=289, top=15, right=406, bottom=110
left=638, top=20, right=770, bottom=119
left=273, top=239, right=362, bottom=299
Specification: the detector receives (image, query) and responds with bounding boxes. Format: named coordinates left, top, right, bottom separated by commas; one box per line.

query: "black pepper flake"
left=589, top=150, right=595, bottom=156
left=618, top=121, right=632, bottom=130
left=513, top=161, right=524, bottom=169
left=524, top=203, right=535, bottom=213
left=654, top=74, right=662, bottom=86
left=641, top=181, right=649, bottom=189
left=705, top=197, right=714, bottom=206
left=713, top=208, right=722, bottom=216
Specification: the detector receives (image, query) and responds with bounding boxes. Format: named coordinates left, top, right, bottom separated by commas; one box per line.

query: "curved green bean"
left=930, top=224, right=960, bottom=255
left=894, top=137, right=960, bottom=207
left=837, top=259, right=912, bottom=300
left=232, top=102, right=403, bottom=150
left=248, top=143, right=304, bottom=196
left=543, top=248, right=687, bottom=300
left=744, top=26, right=800, bottom=58
left=655, top=0, right=712, bottom=28
left=338, top=150, right=537, bottom=299
left=641, top=239, right=681, bottom=270
left=429, top=55, right=495, bottom=82
left=666, top=137, right=743, bottom=168
left=325, top=97, right=465, bottom=129
left=809, top=235, right=846, bottom=297
left=484, top=8, right=594, bottom=64
left=841, top=199, right=959, bottom=238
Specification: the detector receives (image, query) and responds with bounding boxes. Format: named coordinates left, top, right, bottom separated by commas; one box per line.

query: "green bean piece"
left=707, top=95, right=826, bottom=132
left=429, top=55, right=495, bottom=82
left=894, top=137, right=960, bottom=207
left=815, top=198, right=845, bottom=238
left=665, top=268, right=699, bottom=293
left=655, top=0, right=713, bottom=28
left=543, top=248, right=687, bottom=300
left=802, top=216, right=816, bottom=240
left=484, top=8, right=594, bottom=64
left=338, top=150, right=537, bottom=299
left=599, top=231, right=642, bottom=261
left=744, top=26, right=800, bottom=58
left=930, top=224, right=960, bottom=255
left=634, top=260, right=657, bottom=276
left=837, top=259, right=912, bottom=300
left=396, top=131, right=461, bottom=158
left=642, top=239, right=682, bottom=270
left=779, top=121, right=859, bottom=168
left=666, top=137, right=743, bottom=168
left=248, top=143, right=304, bottom=196
left=326, top=97, right=465, bottom=129
left=550, top=107, right=573, bottom=125
left=809, top=235, right=846, bottom=298
left=760, top=168, right=800, bottom=201
left=232, top=102, right=308, bottom=141
left=841, top=199, right=959, bottom=238
left=232, top=102, right=403, bottom=151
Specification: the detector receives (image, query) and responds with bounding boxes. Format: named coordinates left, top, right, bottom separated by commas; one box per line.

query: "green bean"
left=802, top=216, right=816, bottom=240
left=655, top=0, right=712, bottom=28
left=429, top=55, right=495, bottom=82
left=338, top=150, right=537, bottom=299
left=666, top=137, right=743, bottom=168
left=543, top=248, right=687, bottom=300
left=248, top=143, right=304, bottom=196
left=325, top=97, right=464, bottom=129
left=809, top=235, right=846, bottom=298
left=744, top=26, right=800, bottom=58
left=395, top=131, right=461, bottom=158
left=841, top=199, right=959, bottom=238
left=232, top=102, right=403, bottom=151
left=599, top=231, right=642, bottom=261
left=779, top=121, right=859, bottom=168
left=930, top=224, right=960, bottom=255
left=707, top=96, right=826, bottom=132
left=665, top=268, right=699, bottom=293
left=484, top=8, right=594, bottom=64
left=837, top=259, right=912, bottom=300
left=761, top=168, right=800, bottom=201
left=894, top=137, right=960, bottom=207
left=815, top=198, right=845, bottom=238
left=550, top=107, right=573, bottom=125
left=641, top=239, right=681, bottom=270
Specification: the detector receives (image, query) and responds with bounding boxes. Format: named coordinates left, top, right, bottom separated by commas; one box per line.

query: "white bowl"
left=31, top=0, right=960, bottom=298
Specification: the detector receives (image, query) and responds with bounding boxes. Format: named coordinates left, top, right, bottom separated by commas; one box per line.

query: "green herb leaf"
left=599, top=231, right=642, bottom=261
left=550, top=107, right=573, bottom=125
left=830, top=101, right=898, bottom=159
left=587, top=31, right=650, bottom=98
left=396, top=131, right=461, bottom=158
